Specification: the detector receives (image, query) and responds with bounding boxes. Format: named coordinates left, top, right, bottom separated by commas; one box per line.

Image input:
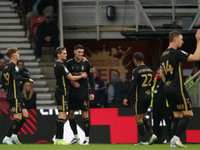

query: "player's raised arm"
left=189, top=29, right=200, bottom=61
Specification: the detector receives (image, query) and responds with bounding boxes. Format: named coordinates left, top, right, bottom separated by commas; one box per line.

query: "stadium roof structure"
left=121, top=29, right=197, bottom=39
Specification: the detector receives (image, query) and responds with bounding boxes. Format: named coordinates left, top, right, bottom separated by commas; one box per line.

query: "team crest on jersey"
left=72, top=67, right=74, bottom=70
left=82, top=66, right=84, bottom=70
left=15, top=66, right=19, bottom=72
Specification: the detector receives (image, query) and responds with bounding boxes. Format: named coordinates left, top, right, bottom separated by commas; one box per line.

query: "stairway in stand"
left=0, top=0, right=56, bottom=109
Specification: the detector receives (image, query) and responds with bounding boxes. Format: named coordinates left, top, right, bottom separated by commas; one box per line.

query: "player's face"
left=74, top=48, right=84, bottom=60
left=175, top=35, right=184, bottom=48
left=14, top=51, right=20, bottom=61
left=60, top=50, right=67, bottom=60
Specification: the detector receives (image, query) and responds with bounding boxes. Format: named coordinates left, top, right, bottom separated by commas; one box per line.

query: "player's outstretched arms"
left=67, top=72, right=88, bottom=81
left=192, top=29, right=200, bottom=61
left=187, top=54, right=200, bottom=62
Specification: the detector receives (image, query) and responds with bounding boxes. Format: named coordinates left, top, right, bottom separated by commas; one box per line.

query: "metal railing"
left=140, top=0, right=198, bottom=6
left=184, top=70, right=200, bottom=86
left=185, top=70, right=200, bottom=107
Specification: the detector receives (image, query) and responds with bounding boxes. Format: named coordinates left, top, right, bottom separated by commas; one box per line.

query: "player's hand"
left=195, top=29, right=200, bottom=41
left=29, top=79, right=34, bottom=85
left=71, top=81, right=80, bottom=88
left=123, top=99, right=128, bottom=106
left=82, top=56, right=88, bottom=62
left=90, top=94, right=95, bottom=100
left=81, top=72, right=88, bottom=78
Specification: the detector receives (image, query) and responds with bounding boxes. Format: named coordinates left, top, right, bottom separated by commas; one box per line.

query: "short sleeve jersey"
left=54, top=61, right=70, bottom=95
left=1, top=62, right=29, bottom=100
left=66, top=58, right=95, bottom=94
left=160, top=48, right=189, bottom=90
left=125, top=65, right=153, bottom=101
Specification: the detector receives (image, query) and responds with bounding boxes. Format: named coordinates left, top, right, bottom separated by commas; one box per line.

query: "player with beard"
left=67, top=44, right=95, bottom=145
left=53, top=46, right=87, bottom=145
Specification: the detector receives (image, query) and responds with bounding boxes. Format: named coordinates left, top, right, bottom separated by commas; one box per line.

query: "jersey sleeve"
left=125, top=69, right=138, bottom=99
left=60, top=64, right=70, bottom=77
left=87, top=62, right=95, bottom=94
left=12, top=65, right=29, bottom=81
left=176, top=50, right=190, bottom=61
left=160, top=63, right=164, bottom=72
left=65, top=59, right=72, bottom=72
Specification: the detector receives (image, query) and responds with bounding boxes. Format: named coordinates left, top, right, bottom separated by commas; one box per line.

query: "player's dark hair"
left=55, top=46, right=66, bottom=56
left=133, top=52, right=144, bottom=61
left=169, top=30, right=182, bottom=43
left=6, top=47, right=18, bottom=59
left=74, top=44, right=84, bottom=50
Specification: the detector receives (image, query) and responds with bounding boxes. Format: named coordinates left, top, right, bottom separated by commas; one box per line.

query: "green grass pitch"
left=0, top=144, right=200, bottom=150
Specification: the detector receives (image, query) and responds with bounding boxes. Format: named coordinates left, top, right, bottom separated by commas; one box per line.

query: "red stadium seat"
left=0, top=92, right=9, bottom=109
left=30, top=16, right=53, bottom=50
left=30, top=16, right=45, bottom=38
